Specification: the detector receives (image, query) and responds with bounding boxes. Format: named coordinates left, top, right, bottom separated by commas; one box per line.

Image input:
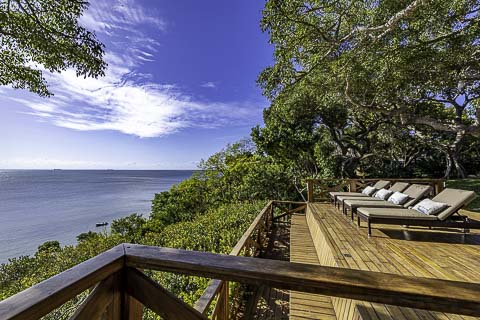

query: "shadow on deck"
left=307, top=202, right=480, bottom=320
left=244, top=220, right=291, bottom=319
left=245, top=202, right=480, bottom=320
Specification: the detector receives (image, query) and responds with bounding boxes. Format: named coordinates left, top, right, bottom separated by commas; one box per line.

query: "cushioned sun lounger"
left=342, top=184, right=432, bottom=220
left=336, top=182, right=410, bottom=210
left=329, top=180, right=391, bottom=206
left=356, top=188, right=478, bottom=236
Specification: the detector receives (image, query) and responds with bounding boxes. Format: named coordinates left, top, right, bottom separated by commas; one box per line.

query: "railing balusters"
left=5, top=196, right=477, bottom=319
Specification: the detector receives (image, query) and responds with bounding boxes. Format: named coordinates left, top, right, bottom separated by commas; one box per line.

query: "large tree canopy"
left=260, top=0, right=480, bottom=134
left=0, top=0, right=106, bottom=96
left=258, top=0, right=480, bottom=178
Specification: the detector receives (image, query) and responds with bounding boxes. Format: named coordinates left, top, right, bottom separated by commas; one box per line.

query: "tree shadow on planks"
left=243, top=219, right=291, bottom=319
left=379, top=228, right=480, bottom=245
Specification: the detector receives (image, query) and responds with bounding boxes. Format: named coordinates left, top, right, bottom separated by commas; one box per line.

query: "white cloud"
left=20, top=74, right=261, bottom=137
left=201, top=82, right=218, bottom=88
left=80, top=0, right=167, bottom=33
left=4, top=0, right=264, bottom=138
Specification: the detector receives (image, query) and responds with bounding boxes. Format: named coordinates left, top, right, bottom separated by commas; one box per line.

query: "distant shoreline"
left=0, top=170, right=194, bottom=263
left=0, top=169, right=200, bottom=171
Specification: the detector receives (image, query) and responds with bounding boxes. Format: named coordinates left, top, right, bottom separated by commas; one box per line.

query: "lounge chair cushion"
left=374, top=188, right=393, bottom=200
left=329, top=180, right=391, bottom=199
left=431, top=189, right=477, bottom=221
left=373, top=180, right=391, bottom=189
left=388, top=182, right=410, bottom=193
left=401, top=184, right=433, bottom=207
left=357, top=208, right=438, bottom=220
left=329, top=191, right=361, bottom=197
left=344, top=199, right=402, bottom=210
left=412, top=199, right=448, bottom=215
left=362, top=186, right=377, bottom=195
left=336, top=195, right=381, bottom=202
left=388, top=191, right=410, bottom=205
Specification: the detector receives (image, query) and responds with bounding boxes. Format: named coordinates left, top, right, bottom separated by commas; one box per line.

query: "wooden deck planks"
left=307, top=203, right=480, bottom=320
left=290, top=214, right=337, bottom=320
left=248, top=220, right=291, bottom=320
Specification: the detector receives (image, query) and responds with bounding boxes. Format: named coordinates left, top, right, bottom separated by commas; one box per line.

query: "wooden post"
left=307, top=180, right=314, bottom=202
left=349, top=179, right=357, bottom=192
left=222, top=282, right=229, bottom=320
left=104, top=273, right=122, bottom=320
left=434, top=180, right=445, bottom=195
left=122, top=295, right=142, bottom=320
left=122, top=269, right=143, bottom=320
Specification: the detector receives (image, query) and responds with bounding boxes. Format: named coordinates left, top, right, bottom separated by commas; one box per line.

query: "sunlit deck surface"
left=249, top=203, right=480, bottom=320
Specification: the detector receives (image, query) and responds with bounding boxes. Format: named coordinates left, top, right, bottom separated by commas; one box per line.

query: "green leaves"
left=0, top=0, right=106, bottom=96
left=258, top=0, right=480, bottom=177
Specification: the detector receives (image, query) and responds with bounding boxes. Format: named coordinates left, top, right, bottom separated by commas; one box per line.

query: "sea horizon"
left=0, top=170, right=194, bottom=263
left=0, top=169, right=199, bottom=171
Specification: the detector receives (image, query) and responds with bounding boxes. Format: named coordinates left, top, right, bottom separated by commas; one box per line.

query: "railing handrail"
left=193, top=200, right=274, bottom=314
left=2, top=242, right=480, bottom=319
left=0, top=245, right=125, bottom=320
left=124, top=244, right=480, bottom=316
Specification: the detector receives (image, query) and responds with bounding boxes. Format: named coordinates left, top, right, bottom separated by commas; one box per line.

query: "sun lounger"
left=356, top=188, right=478, bottom=236
left=342, top=184, right=432, bottom=220
left=336, top=182, right=410, bottom=210
left=329, top=180, right=391, bottom=206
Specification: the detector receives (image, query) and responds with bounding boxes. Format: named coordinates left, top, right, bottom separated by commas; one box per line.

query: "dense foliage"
left=0, top=0, right=106, bottom=96
left=0, top=142, right=286, bottom=318
left=257, top=0, right=480, bottom=178
left=1, top=1, right=480, bottom=319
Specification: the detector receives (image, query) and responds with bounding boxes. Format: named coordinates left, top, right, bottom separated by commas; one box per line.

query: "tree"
left=37, top=240, right=60, bottom=253
left=111, top=214, right=146, bottom=243
left=259, top=0, right=480, bottom=177
left=76, top=231, right=98, bottom=243
left=0, top=0, right=106, bottom=96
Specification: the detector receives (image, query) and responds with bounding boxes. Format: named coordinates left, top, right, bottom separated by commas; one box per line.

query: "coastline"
left=0, top=170, right=194, bottom=263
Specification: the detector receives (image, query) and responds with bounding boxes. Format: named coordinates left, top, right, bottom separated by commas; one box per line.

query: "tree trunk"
left=443, top=152, right=453, bottom=179
left=452, top=152, right=466, bottom=178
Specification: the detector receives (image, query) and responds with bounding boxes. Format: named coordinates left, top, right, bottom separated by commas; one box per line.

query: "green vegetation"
left=0, top=142, right=281, bottom=319
left=257, top=0, right=480, bottom=179
left=0, top=0, right=106, bottom=96
left=1, top=0, right=480, bottom=318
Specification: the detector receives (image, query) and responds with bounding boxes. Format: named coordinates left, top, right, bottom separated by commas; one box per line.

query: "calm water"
left=0, top=170, right=194, bottom=263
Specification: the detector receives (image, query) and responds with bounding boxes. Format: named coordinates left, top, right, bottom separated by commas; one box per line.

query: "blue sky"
left=0, top=0, right=272, bottom=169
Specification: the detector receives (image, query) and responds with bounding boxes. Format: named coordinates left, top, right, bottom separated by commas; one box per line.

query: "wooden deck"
left=306, top=203, right=480, bottom=320
left=2, top=199, right=479, bottom=320
left=247, top=204, right=480, bottom=319
left=290, top=214, right=337, bottom=320
left=247, top=220, right=291, bottom=319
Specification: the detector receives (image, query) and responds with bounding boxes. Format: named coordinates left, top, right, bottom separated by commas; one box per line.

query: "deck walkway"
left=247, top=203, right=480, bottom=319
left=290, top=214, right=337, bottom=320
left=247, top=220, right=290, bottom=319
left=307, top=203, right=480, bottom=320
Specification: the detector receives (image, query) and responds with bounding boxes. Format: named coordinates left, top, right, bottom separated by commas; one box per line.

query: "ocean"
left=0, top=170, right=194, bottom=263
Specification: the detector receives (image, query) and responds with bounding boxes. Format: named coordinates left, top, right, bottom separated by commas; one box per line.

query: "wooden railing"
left=193, top=200, right=306, bottom=319
left=306, top=178, right=446, bottom=202
left=1, top=242, right=479, bottom=319
left=3, top=200, right=479, bottom=320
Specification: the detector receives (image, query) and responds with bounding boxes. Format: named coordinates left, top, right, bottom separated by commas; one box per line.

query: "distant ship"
left=53, top=169, right=63, bottom=171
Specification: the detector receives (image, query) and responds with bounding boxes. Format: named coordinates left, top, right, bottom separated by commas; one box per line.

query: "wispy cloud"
left=79, top=0, right=167, bottom=34
left=6, top=0, right=264, bottom=138
left=201, top=81, right=217, bottom=89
